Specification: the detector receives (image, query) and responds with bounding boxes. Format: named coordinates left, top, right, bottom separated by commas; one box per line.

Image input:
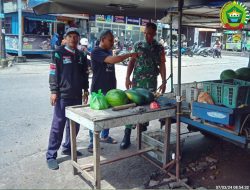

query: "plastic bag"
left=90, top=89, right=109, bottom=110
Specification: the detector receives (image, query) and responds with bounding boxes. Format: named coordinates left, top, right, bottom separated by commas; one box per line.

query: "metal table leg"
left=137, top=124, right=143, bottom=150
left=93, top=131, right=101, bottom=189
left=70, top=120, right=77, bottom=175
left=163, top=117, right=171, bottom=166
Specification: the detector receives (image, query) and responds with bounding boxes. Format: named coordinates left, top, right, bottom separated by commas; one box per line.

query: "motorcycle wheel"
left=201, top=52, right=208, bottom=57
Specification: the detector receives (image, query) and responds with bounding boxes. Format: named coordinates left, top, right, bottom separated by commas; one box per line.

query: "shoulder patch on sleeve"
left=55, top=52, right=60, bottom=59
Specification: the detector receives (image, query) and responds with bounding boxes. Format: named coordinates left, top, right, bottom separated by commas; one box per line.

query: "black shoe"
left=47, top=159, right=59, bottom=170
left=120, top=128, right=131, bottom=149
left=61, top=149, right=83, bottom=156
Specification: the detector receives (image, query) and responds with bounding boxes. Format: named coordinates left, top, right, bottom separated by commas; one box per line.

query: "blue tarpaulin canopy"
left=28, top=0, right=48, bottom=8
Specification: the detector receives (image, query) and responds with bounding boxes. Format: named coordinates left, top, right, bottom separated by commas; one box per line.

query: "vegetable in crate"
left=125, top=89, right=145, bottom=105
left=133, top=87, right=155, bottom=103
left=105, top=89, right=128, bottom=107
left=90, top=89, right=109, bottom=110
left=235, top=67, right=250, bottom=81
left=220, top=69, right=237, bottom=80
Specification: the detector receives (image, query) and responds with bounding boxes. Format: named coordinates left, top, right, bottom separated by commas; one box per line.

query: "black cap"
left=65, top=27, right=80, bottom=36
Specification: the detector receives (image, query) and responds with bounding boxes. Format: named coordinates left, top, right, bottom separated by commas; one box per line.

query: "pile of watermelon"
left=220, top=67, right=250, bottom=81
left=104, top=88, right=155, bottom=108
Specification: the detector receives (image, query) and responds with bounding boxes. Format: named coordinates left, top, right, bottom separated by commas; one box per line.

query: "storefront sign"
left=89, top=15, right=96, bottom=21
left=220, top=1, right=250, bottom=30
left=5, top=35, right=51, bottom=50
left=126, top=17, right=140, bottom=25
left=96, top=15, right=105, bottom=22
left=140, top=18, right=150, bottom=26
left=113, top=16, right=125, bottom=23
left=23, top=35, right=51, bottom=50
left=105, top=15, right=113, bottom=23
left=96, top=15, right=112, bottom=23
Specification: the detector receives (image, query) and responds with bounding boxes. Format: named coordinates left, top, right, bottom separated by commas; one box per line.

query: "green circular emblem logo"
left=220, top=1, right=249, bottom=30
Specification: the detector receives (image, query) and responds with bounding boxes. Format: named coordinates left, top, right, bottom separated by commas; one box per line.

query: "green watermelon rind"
left=125, top=89, right=145, bottom=105
left=105, top=89, right=128, bottom=107
left=220, top=69, right=237, bottom=80
left=235, top=67, right=250, bottom=81
left=133, top=88, right=155, bottom=103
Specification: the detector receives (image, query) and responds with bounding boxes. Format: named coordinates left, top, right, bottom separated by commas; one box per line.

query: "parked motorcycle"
left=191, top=42, right=209, bottom=57
left=174, top=46, right=194, bottom=57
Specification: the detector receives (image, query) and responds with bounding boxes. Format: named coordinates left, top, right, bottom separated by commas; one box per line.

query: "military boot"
left=120, top=128, right=131, bottom=149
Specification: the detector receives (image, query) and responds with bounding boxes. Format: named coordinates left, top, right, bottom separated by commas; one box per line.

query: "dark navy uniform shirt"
left=90, top=47, right=116, bottom=94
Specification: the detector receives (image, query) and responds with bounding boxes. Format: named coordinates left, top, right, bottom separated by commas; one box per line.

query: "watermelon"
left=133, top=88, right=155, bottom=103
left=220, top=69, right=237, bottom=80
left=105, top=89, right=128, bottom=107
left=125, top=89, right=145, bottom=105
left=235, top=67, right=250, bottom=81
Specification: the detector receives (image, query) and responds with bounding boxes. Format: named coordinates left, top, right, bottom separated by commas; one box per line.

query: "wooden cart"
left=65, top=104, right=176, bottom=189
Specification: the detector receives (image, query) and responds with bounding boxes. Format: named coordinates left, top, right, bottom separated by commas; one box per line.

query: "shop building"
left=88, top=15, right=163, bottom=49
left=3, top=0, right=88, bottom=55
left=3, top=0, right=57, bottom=55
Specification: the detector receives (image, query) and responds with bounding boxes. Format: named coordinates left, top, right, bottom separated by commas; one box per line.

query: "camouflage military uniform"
left=126, top=40, right=164, bottom=130
left=132, top=39, right=164, bottom=92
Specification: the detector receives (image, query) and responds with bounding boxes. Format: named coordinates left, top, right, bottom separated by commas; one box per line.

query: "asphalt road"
left=0, top=55, right=249, bottom=189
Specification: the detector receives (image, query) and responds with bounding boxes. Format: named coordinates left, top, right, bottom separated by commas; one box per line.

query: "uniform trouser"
left=125, top=81, right=156, bottom=130
left=46, top=98, right=82, bottom=160
left=125, top=123, right=149, bottom=129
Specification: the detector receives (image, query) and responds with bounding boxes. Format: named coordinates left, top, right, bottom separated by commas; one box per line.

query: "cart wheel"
left=242, top=128, right=250, bottom=139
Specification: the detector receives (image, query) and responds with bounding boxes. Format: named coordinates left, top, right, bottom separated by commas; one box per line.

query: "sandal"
left=100, top=136, right=117, bottom=144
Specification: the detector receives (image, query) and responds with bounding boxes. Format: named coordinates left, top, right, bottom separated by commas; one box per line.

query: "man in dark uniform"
left=46, top=27, right=89, bottom=170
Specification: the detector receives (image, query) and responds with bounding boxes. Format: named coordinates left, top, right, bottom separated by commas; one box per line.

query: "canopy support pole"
left=18, top=0, right=23, bottom=57
left=170, top=14, right=174, bottom=92
left=176, top=0, right=184, bottom=181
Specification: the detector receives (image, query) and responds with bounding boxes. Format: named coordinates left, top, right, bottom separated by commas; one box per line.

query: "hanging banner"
left=220, top=1, right=250, bottom=30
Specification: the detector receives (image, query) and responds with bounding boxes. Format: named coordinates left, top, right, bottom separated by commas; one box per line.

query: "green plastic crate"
left=203, top=79, right=250, bottom=108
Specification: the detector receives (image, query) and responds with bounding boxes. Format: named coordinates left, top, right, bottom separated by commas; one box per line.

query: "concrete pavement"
left=0, top=55, right=250, bottom=189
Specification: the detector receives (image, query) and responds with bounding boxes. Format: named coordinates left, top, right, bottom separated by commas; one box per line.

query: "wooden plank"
left=80, top=147, right=155, bottom=170
left=66, top=110, right=97, bottom=131
left=67, top=105, right=175, bottom=122
left=93, top=131, right=101, bottom=189
left=70, top=120, right=77, bottom=175
left=66, top=106, right=175, bottom=131
left=94, top=109, right=175, bottom=129
left=72, top=161, right=94, bottom=182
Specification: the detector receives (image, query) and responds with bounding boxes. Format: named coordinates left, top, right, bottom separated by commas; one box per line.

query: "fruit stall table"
left=65, top=104, right=176, bottom=189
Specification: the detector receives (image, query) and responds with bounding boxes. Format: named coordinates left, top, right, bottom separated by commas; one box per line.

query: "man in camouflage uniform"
left=120, top=22, right=166, bottom=149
